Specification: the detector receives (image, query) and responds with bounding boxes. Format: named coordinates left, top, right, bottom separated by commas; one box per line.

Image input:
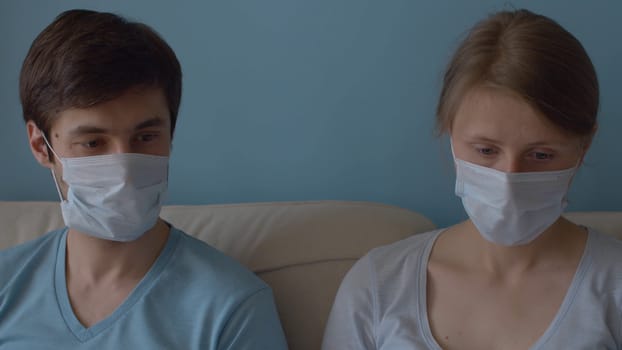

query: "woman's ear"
left=577, top=124, right=598, bottom=166
left=27, top=120, right=54, bottom=168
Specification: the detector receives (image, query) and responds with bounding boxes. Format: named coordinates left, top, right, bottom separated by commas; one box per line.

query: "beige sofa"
left=1, top=200, right=621, bottom=350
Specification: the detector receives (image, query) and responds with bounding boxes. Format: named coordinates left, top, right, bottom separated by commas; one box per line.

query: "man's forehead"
left=52, top=113, right=170, bottom=137
left=48, top=87, right=171, bottom=136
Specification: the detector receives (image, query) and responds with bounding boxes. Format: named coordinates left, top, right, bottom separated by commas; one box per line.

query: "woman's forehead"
left=451, top=87, right=582, bottom=146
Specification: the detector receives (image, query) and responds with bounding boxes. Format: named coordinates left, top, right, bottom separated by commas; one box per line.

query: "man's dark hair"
left=20, top=9, right=182, bottom=137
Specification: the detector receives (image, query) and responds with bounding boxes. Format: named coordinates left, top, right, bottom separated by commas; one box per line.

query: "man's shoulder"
left=167, top=227, right=268, bottom=294
left=0, top=228, right=64, bottom=263
left=0, top=229, right=64, bottom=293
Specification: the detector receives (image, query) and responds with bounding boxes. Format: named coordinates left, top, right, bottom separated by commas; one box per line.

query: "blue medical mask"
left=452, top=150, right=576, bottom=246
left=42, top=133, right=169, bottom=242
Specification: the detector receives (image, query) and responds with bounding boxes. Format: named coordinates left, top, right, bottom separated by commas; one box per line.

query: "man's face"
left=28, top=86, right=172, bottom=198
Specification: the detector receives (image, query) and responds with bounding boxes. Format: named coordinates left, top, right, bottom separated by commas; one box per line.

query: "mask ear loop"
left=40, top=130, right=66, bottom=202
left=561, top=155, right=584, bottom=210
left=449, top=140, right=456, bottom=160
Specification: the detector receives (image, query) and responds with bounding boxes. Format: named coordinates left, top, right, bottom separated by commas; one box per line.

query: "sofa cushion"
left=564, top=211, right=622, bottom=239
left=3, top=200, right=619, bottom=350
left=159, top=201, right=435, bottom=271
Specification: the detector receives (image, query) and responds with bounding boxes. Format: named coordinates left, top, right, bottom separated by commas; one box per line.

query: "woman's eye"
left=477, top=147, right=496, bottom=156
left=533, top=152, right=554, bottom=160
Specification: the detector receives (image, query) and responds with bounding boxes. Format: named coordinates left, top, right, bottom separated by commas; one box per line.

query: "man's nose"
left=110, top=140, right=132, bottom=154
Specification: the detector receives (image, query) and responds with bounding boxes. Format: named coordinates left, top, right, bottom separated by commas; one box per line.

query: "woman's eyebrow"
left=466, top=135, right=566, bottom=147
left=524, top=141, right=567, bottom=147
left=462, top=135, right=502, bottom=144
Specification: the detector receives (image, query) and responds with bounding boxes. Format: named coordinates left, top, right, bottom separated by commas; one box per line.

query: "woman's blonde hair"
left=436, top=9, right=598, bottom=142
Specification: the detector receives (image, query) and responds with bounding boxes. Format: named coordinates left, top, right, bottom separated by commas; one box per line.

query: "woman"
left=322, top=9, right=622, bottom=349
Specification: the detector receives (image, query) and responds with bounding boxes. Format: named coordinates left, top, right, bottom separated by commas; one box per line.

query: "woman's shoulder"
left=363, top=229, right=444, bottom=274
left=587, top=228, right=622, bottom=252
left=586, top=228, right=622, bottom=264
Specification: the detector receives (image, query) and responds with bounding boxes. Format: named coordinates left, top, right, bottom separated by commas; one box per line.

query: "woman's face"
left=450, top=87, right=587, bottom=173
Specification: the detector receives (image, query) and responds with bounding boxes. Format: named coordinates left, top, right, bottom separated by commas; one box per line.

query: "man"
left=0, top=9, right=288, bottom=349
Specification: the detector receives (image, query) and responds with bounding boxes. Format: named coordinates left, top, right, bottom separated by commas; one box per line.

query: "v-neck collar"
left=416, top=229, right=594, bottom=349
left=54, top=227, right=181, bottom=342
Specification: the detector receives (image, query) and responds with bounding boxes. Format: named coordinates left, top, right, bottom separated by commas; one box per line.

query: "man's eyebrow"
left=67, top=125, right=108, bottom=137
left=66, top=117, right=166, bottom=137
left=134, top=117, right=166, bottom=130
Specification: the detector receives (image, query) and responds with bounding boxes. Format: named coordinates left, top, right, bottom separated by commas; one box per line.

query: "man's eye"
left=137, top=133, right=158, bottom=142
left=82, top=140, right=100, bottom=148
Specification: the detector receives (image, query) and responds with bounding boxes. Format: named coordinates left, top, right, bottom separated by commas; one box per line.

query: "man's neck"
left=65, top=219, right=171, bottom=285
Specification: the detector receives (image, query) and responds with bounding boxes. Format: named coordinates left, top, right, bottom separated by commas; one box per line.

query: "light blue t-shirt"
left=323, top=229, right=622, bottom=349
left=0, top=227, right=288, bottom=349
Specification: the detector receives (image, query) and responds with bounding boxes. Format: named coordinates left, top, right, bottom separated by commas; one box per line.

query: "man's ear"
left=26, top=120, right=54, bottom=168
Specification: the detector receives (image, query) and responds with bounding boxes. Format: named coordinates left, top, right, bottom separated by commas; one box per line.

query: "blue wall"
left=1, top=1, right=620, bottom=227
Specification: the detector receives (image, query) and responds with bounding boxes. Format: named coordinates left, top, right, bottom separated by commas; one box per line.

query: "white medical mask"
left=454, top=156, right=576, bottom=246
left=42, top=133, right=169, bottom=242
